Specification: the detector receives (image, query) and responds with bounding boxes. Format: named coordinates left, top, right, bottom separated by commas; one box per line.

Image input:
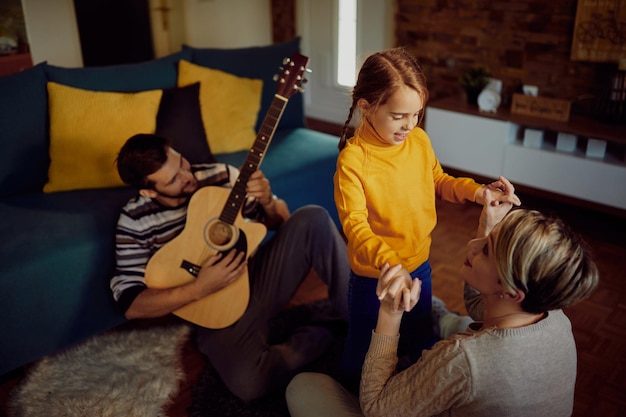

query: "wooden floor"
left=1, top=193, right=624, bottom=416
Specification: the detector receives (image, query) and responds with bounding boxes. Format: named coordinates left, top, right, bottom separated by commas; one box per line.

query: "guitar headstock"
left=274, top=53, right=310, bottom=99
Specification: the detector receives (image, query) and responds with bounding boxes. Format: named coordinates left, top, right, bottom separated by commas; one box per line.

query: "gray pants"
left=195, top=205, right=349, bottom=401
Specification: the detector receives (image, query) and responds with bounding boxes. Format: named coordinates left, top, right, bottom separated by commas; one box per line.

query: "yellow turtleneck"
left=334, top=121, right=481, bottom=278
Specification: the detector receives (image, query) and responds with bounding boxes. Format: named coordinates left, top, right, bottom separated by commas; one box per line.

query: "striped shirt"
left=110, top=163, right=265, bottom=312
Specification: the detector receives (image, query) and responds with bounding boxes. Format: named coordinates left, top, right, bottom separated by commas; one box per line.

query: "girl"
left=333, top=47, right=520, bottom=383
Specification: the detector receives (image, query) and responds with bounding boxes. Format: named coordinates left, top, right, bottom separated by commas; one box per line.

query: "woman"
left=287, top=184, right=599, bottom=417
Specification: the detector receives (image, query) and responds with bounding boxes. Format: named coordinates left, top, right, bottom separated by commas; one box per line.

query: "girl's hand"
left=374, top=263, right=421, bottom=336
left=475, top=176, right=521, bottom=207
left=376, top=263, right=421, bottom=314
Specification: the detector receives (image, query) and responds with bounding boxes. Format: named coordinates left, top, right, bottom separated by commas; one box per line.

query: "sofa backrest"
left=0, top=38, right=305, bottom=198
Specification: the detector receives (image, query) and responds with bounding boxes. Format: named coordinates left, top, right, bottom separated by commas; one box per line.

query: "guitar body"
left=145, top=186, right=267, bottom=328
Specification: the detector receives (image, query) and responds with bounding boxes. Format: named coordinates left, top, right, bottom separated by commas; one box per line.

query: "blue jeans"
left=340, top=261, right=437, bottom=380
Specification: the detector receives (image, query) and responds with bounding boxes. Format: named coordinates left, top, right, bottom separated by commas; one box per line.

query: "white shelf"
left=425, top=106, right=626, bottom=210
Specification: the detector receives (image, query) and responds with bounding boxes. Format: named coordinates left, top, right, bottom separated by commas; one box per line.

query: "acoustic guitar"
left=145, top=53, right=310, bottom=328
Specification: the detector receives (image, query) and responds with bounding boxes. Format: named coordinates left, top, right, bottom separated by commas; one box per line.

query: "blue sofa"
left=0, top=38, right=341, bottom=375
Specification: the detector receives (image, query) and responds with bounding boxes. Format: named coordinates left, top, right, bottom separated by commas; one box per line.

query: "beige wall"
left=183, top=0, right=272, bottom=49
left=21, top=0, right=83, bottom=67
left=21, top=0, right=273, bottom=68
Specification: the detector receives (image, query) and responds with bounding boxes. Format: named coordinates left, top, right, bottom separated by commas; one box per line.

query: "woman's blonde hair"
left=338, top=47, right=429, bottom=150
left=493, top=209, right=599, bottom=313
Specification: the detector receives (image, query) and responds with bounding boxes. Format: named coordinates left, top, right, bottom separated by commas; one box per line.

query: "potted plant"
left=459, top=66, right=490, bottom=105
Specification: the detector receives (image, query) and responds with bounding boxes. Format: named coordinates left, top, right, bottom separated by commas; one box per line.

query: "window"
left=337, top=0, right=356, bottom=87
left=296, top=0, right=393, bottom=124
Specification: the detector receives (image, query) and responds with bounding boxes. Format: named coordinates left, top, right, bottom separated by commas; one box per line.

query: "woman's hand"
left=377, top=263, right=421, bottom=314
left=475, top=175, right=521, bottom=207
left=477, top=186, right=515, bottom=238
left=375, top=263, right=421, bottom=336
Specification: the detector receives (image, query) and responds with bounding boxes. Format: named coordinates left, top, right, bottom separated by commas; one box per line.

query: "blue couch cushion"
left=44, top=50, right=192, bottom=92
left=0, top=187, right=135, bottom=374
left=0, top=63, right=49, bottom=197
left=156, top=82, right=216, bottom=164
left=183, top=37, right=305, bottom=132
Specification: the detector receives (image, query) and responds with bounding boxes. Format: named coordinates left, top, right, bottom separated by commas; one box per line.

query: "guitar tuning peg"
left=305, top=68, right=312, bottom=73
left=282, top=57, right=291, bottom=65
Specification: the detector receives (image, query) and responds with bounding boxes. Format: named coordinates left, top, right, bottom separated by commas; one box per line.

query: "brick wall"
left=394, top=0, right=615, bottom=114
left=271, top=0, right=617, bottom=116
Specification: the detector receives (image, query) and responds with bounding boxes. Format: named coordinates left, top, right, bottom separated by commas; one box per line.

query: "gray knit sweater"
left=360, top=309, right=577, bottom=417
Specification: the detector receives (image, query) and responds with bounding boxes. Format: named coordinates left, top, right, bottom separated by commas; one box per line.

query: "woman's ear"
left=508, top=288, right=526, bottom=304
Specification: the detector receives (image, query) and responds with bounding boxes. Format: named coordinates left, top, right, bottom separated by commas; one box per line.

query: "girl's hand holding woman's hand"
left=477, top=186, right=515, bottom=238
left=375, top=263, right=421, bottom=336
left=475, top=176, right=521, bottom=207
left=376, top=263, right=421, bottom=315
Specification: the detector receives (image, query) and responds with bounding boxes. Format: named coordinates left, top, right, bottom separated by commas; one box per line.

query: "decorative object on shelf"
left=556, top=133, right=578, bottom=153
left=0, top=35, right=17, bottom=55
left=478, top=78, right=502, bottom=113
left=586, top=138, right=607, bottom=159
left=459, top=66, right=490, bottom=105
left=598, top=58, right=626, bottom=124
left=511, top=93, right=571, bottom=122
left=522, top=128, right=544, bottom=149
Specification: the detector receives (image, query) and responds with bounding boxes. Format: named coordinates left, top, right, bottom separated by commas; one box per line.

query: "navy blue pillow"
left=156, top=82, right=215, bottom=164
left=44, top=50, right=192, bottom=92
left=183, top=37, right=305, bottom=131
left=0, top=63, right=49, bottom=196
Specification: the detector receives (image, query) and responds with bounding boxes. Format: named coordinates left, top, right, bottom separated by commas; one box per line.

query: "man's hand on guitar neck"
left=246, top=170, right=290, bottom=228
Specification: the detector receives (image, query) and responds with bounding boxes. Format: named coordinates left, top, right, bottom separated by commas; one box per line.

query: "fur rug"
left=8, top=323, right=191, bottom=417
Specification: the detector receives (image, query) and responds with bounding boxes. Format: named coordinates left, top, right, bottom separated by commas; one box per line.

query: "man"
left=111, top=133, right=349, bottom=401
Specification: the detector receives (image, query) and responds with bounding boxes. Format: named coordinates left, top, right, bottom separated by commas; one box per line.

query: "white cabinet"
left=426, top=108, right=512, bottom=178
left=425, top=105, right=626, bottom=211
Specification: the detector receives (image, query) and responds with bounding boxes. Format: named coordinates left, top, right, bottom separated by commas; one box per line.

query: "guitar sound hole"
left=208, top=220, right=233, bottom=246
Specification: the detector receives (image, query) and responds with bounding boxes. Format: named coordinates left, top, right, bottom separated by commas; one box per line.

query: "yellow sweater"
left=334, top=121, right=481, bottom=278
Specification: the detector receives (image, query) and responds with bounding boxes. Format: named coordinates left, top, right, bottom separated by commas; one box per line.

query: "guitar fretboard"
left=219, top=95, right=288, bottom=225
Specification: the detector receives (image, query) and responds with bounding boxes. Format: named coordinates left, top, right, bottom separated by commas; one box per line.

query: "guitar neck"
left=219, top=94, right=289, bottom=225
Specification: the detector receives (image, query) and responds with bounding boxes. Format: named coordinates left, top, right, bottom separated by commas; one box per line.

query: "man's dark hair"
left=116, top=134, right=169, bottom=189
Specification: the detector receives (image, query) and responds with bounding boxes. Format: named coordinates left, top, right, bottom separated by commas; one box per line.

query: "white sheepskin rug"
left=8, top=323, right=191, bottom=417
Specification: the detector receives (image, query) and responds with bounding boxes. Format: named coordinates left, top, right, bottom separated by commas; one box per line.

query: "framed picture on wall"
left=571, top=0, right=626, bottom=62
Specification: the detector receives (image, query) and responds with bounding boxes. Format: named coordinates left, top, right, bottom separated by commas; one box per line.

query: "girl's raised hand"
left=476, top=176, right=521, bottom=207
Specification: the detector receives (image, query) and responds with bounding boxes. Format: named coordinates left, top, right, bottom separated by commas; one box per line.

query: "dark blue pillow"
left=156, top=82, right=215, bottom=164
left=44, top=50, right=192, bottom=92
left=0, top=63, right=49, bottom=197
left=183, top=37, right=305, bottom=131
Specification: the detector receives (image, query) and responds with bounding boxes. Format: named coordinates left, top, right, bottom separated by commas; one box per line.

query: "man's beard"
left=154, top=186, right=196, bottom=201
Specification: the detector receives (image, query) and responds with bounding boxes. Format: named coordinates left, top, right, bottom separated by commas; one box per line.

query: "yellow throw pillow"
left=177, top=60, right=262, bottom=154
left=45, top=82, right=162, bottom=193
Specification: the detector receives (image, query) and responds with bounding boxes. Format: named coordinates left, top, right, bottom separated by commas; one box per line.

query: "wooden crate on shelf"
left=511, top=93, right=571, bottom=122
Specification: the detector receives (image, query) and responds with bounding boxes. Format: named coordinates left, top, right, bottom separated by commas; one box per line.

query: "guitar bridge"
left=181, top=260, right=200, bottom=277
